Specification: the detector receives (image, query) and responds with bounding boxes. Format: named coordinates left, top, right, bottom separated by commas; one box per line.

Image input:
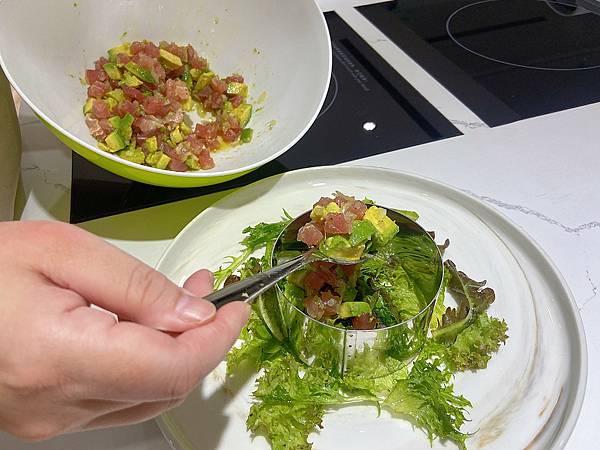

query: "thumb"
left=27, top=222, right=216, bottom=332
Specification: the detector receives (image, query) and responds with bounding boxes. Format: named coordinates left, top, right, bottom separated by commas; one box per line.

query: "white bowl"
left=0, top=0, right=331, bottom=187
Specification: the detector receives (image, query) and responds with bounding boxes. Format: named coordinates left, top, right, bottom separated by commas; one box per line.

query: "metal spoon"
left=204, top=206, right=439, bottom=309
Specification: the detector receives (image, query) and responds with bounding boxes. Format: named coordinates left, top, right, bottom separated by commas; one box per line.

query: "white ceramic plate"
left=155, top=166, right=586, bottom=450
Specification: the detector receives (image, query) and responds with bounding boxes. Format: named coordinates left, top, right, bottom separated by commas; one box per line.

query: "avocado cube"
left=103, top=63, right=122, bottom=80
left=121, top=72, right=143, bottom=87
left=180, top=121, right=192, bottom=135
left=170, top=128, right=184, bottom=145
left=182, top=97, right=194, bottom=112
left=118, top=147, right=145, bottom=164
left=83, top=98, right=94, bottom=114
left=144, top=136, right=158, bottom=153
left=349, top=220, right=377, bottom=247
left=124, top=62, right=156, bottom=84
left=185, top=154, right=200, bottom=170
left=226, top=82, right=248, bottom=97
left=106, top=88, right=126, bottom=103
left=145, top=150, right=171, bottom=168
left=105, top=97, right=118, bottom=111
left=189, top=68, right=202, bottom=80
left=319, top=235, right=364, bottom=261
left=104, top=131, right=126, bottom=152
left=222, top=100, right=233, bottom=112
left=159, top=49, right=183, bottom=70
left=154, top=152, right=171, bottom=170
left=232, top=103, right=252, bottom=127
left=240, top=128, right=253, bottom=144
left=108, top=116, right=121, bottom=129
left=107, top=43, right=131, bottom=63
left=338, top=302, right=371, bottom=319
left=363, top=206, right=400, bottom=247
left=97, top=142, right=112, bottom=153
left=310, top=201, right=341, bottom=222
left=193, top=71, right=214, bottom=92
left=119, top=113, right=134, bottom=142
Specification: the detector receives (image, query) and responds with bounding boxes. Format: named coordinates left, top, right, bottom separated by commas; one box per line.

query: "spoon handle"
left=204, top=252, right=312, bottom=309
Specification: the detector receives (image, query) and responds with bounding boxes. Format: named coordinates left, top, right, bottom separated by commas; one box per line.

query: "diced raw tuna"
left=303, top=296, right=325, bottom=320
left=352, top=313, right=378, bottom=330
left=324, top=213, right=352, bottom=235
left=297, top=222, right=324, bottom=246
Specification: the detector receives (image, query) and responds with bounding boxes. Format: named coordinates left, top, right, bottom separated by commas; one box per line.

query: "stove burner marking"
left=446, top=0, right=600, bottom=71
left=317, top=73, right=339, bottom=119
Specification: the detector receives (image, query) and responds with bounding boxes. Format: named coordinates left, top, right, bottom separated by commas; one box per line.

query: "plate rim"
left=154, top=164, right=588, bottom=450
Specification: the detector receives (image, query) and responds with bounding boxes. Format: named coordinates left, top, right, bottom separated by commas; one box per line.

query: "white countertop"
left=2, top=1, right=598, bottom=449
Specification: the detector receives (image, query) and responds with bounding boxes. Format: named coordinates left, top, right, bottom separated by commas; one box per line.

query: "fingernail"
left=175, top=293, right=216, bottom=323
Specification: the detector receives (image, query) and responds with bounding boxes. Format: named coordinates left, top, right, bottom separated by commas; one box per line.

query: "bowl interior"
left=0, top=0, right=331, bottom=176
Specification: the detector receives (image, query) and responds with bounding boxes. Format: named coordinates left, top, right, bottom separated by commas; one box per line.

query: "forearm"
left=0, top=68, right=21, bottom=221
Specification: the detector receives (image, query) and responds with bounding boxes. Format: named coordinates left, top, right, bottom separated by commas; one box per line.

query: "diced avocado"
left=319, top=235, right=365, bottom=261
left=338, top=302, right=371, bottom=319
left=105, top=131, right=126, bottom=152
left=363, top=206, right=400, bottom=247
left=310, top=201, right=341, bottom=221
left=144, top=136, right=158, bottom=153
left=103, top=63, right=122, bottom=80
left=106, top=88, right=126, bottom=103
left=180, top=121, right=192, bottom=135
left=193, top=71, right=214, bottom=92
left=118, top=147, right=145, bottom=164
left=97, top=142, right=113, bottom=153
left=190, top=68, right=202, bottom=80
left=232, top=103, right=252, bottom=127
left=108, top=116, right=121, bottom=129
left=240, top=127, right=253, bottom=143
left=121, top=72, right=143, bottom=87
left=124, top=62, right=156, bottom=84
left=83, top=98, right=94, bottom=114
left=182, top=97, right=194, bottom=112
left=145, top=150, right=170, bottom=169
left=185, top=154, right=200, bottom=170
left=107, top=43, right=131, bottom=63
left=159, top=48, right=183, bottom=70
left=119, top=113, right=134, bottom=142
left=222, top=100, right=233, bottom=112
left=349, top=220, right=377, bottom=247
left=155, top=152, right=171, bottom=170
left=226, top=82, right=248, bottom=97
left=170, top=128, right=184, bottom=144
left=105, top=97, right=118, bottom=110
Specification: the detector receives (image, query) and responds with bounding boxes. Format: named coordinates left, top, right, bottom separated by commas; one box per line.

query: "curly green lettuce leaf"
left=226, top=310, right=284, bottom=376
left=444, top=313, right=508, bottom=372
left=432, top=260, right=495, bottom=343
left=248, top=355, right=376, bottom=450
left=342, top=344, right=409, bottom=396
left=384, top=358, right=471, bottom=450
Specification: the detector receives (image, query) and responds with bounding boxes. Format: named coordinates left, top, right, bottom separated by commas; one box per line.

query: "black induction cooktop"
left=359, top=0, right=600, bottom=127
left=69, top=11, right=460, bottom=223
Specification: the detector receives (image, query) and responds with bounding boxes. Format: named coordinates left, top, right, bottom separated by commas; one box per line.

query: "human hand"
left=0, top=221, right=250, bottom=441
